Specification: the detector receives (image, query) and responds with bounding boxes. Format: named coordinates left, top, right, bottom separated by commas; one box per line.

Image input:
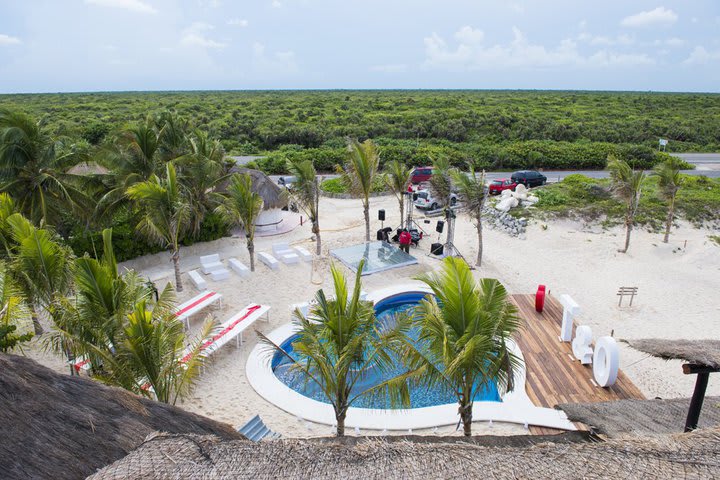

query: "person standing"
left=399, top=229, right=412, bottom=253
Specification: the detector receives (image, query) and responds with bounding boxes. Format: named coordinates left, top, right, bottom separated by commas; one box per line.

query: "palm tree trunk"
left=172, top=250, right=183, bottom=292
left=31, top=311, right=44, bottom=336
left=476, top=217, right=483, bottom=267
left=399, top=195, right=405, bottom=228
left=336, top=412, right=346, bottom=437
left=619, top=215, right=633, bottom=253
left=363, top=200, right=370, bottom=242
left=663, top=196, right=675, bottom=243
left=313, top=221, right=321, bottom=256
left=248, top=240, right=255, bottom=272
left=460, top=402, right=473, bottom=437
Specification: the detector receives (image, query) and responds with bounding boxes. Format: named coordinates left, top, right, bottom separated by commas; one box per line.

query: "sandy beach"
left=25, top=194, right=720, bottom=437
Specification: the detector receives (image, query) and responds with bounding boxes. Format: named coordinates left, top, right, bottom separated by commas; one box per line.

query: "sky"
left=0, top=0, right=719, bottom=93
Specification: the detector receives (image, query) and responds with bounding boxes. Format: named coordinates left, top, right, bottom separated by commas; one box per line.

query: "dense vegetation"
left=2, top=90, right=717, bottom=174
left=528, top=173, right=720, bottom=230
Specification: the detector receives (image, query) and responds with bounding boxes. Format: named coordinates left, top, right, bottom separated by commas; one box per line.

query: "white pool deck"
left=246, top=284, right=575, bottom=431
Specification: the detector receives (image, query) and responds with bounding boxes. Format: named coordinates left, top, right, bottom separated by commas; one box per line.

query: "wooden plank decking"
left=510, top=294, right=644, bottom=435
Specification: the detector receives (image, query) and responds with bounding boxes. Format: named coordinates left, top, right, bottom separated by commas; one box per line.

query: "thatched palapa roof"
left=90, top=429, right=720, bottom=479
left=0, top=354, right=244, bottom=480
left=624, top=338, right=720, bottom=368
left=219, top=167, right=288, bottom=210
left=559, top=397, right=720, bottom=438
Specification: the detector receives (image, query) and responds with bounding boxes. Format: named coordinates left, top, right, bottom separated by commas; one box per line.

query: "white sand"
left=23, top=194, right=720, bottom=438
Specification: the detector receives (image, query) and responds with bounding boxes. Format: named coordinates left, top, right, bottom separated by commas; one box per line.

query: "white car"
left=413, top=190, right=458, bottom=210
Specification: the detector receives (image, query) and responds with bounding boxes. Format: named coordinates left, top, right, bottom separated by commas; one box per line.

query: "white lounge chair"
left=200, top=254, right=224, bottom=274
left=258, top=252, right=280, bottom=270
left=293, top=246, right=313, bottom=262
left=210, top=268, right=231, bottom=281
left=272, top=243, right=301, bottom=265
left=175, top=291, right=223, bottom=329
left=188, top=270, right=207, bottom=291
left=228, top=258, right=250, bottom=277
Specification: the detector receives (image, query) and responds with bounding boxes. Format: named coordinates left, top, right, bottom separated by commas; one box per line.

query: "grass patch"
left=320, top=177, right=388, bottom=195
left=532, top=174, right=720, bottom=230
left=709, top=235, right=720, bottom=247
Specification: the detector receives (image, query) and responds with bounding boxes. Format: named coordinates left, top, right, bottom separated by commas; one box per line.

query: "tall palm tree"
left=174, top=130, right=231, bottom=236
left=608, top=155, right=645, bottom=253
left=6, top=212, right=74, bottom=334
left=341, top=138, right=380, bottom=242
left=127, top=163, right=192, bottom=291
left=402, top=257, right=522, bottom=436
left=452, top=167, right=487, bottom=267
left=215, top=173, right=263, bottom=271
left=0, top=109, right=94, bottom=226
left=0, top=261, right=33, bottom=352
left=261, top=260, right=411, bottom=436
left=155, top=111, right=191, bottom=162
left=653, top=156, right=684, bottom=243
left=287, top=158, right=322, bottom=255
left=384, top=160, right=411, bottom=227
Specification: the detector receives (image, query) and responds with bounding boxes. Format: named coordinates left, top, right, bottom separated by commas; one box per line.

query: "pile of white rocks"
left=494, top=184, right=539, bottom=212
left=482, top=206, right=528, bottom=238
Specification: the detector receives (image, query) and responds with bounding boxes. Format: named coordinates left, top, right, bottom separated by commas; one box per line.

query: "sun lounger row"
left=259, top=243, right=313, bottom=270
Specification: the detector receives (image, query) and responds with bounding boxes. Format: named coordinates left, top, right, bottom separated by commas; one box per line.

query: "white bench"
left=179, top=304, right=271, bottom=364
left=258, top=252, right=280, bottom=270
left=175, top=291, right=223, bottom=329
left=272, top=243, right=301, bottom=265
left=293, top=246, right=313, bottom=262
left=200, top=254, right=224, bottom=274
left=188, top=270, right=207, bottom=291
left=210, top=268, right=231, bottom=281
left=229, top=258, right=250, bottom=277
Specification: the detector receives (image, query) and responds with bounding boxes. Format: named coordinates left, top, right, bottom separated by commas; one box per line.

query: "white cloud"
left=181, top=24, right=226, bottom=49
left=578, top=20, right=587, bottom=30
left=252, top=42, right=297, bottom=73
left=0, top=34, right=21, bottom=46
left=684, top=46, right=720, bottom=65
left=84, top=0, right=157, bottom=14
left=198, top=0, right=221, bottom=7
left=423, top=26, right=654, bottom=70
left=228, top=18, right=249, bottom=27
left=579, top=33, right=634, bottom=46
left=271, top=0, right=282, bottom=8
left=654, top=37, right=685, bottom=47
left=510, top=3, right=525, bottom=14
left=370, top=64, right=408, bottom=73
left=621, top=7, right=677, bottom=28
left=454, top=26, right=484, bottom=45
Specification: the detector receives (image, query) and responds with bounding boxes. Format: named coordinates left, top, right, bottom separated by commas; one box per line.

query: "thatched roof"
left=0, top=354, right=244, bottom=480
left=624, top=338, right=720, bottom=368
left=559, top=397, right=720, bottom=438
left=219, top=167, right=288, bottom=210
left=90, top=428, right=720, bottom=479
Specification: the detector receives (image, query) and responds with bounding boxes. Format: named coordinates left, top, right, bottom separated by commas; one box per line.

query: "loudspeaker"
left=436, top=220, right=445, bottom=233
left=412, top=193, right=418, bottom=201
left=378, top=209, right=385, bottom=221
left=376, top=229, right=386, bottom=241
left=431, top=243, right=444, bottom=256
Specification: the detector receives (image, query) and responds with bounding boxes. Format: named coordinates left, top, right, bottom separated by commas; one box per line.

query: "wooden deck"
left=510, top=294, right=644, bottom=435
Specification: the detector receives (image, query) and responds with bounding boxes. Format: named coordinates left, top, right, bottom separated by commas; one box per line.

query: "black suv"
left=511, top=170, right=547, bottom=187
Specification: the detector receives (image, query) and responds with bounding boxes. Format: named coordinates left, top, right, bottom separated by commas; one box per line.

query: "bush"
left=320, top=176, right=387, bottom=195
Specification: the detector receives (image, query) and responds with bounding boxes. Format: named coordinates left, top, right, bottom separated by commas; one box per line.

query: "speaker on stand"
left=378, top=209, right=385, bottom=229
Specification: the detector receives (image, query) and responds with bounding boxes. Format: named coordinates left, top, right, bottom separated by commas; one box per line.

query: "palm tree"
left=653, top=156, right=684, bottom=243
left=452, top=167, right=487, bottom=267
left=287, top=158, right=322, bottom=255
left=174, top=131, right=231, bottom=236
left=384, top=160, right=411, bottom=227
left=215, top=173, right=263, bottom=271
left=261, top=260, right=410, bottom=436
left=0, top=261, right=33, bottom=352
left=127, top=163, right=192, bottom=291
left=608, top=155, right=645, bottom=253
left=403, top=257, right=522, bottom=436
left=6, top=213, right=74, bottom=334
left=0, top=109, right=95, bottom=226
left=341, top=138, right=380, bottom=242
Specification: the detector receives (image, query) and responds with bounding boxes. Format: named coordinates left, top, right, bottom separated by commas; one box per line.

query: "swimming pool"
left=271, top=291, right=501, bottom=409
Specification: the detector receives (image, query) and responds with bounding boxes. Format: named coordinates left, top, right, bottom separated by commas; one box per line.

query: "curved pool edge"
left=246, top=285, right=576, bottom=431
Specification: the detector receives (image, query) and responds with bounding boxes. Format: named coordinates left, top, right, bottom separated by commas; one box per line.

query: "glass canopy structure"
left=330, top=241, right=418, bottom=275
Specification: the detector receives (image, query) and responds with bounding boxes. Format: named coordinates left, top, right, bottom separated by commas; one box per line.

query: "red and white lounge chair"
left=175, top=291, right=223, bottom=329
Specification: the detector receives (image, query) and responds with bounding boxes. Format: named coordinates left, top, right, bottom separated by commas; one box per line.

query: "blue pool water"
left=272, top=292, right=501, bottom=409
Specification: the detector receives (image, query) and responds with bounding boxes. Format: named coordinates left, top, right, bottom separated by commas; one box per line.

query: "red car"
left=410, top=166, right=434, bottom=184
left=488, top=178, right=517, bottom=195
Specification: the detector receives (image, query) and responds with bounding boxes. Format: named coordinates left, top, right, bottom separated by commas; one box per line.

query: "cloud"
left=252, top=42, right=298, bottom=73
left=454, top=26, right=484, bottom=45
left=271, top=0, right=282, bottom=8
left=423, top=26, right=654, bottom=70
left=84, top=0, right=157, bottom=14
left=227, top=18, right=249, bottom=27
left=370, top=64, right=408, bottom=73
left=620, top=7, right=677, bottom=28
left=181, top=23, right=226, bottom=49
left=579, top=33, right=634, bottom=46
left=197, top=0, right=222, bottom=7
left=684, top=46, right=720, bottom=65
left=0, top=34, right=21, bottom=46
left=510, top=3, right=525, bottom=14
left=654, top=37, right=685, bottom=47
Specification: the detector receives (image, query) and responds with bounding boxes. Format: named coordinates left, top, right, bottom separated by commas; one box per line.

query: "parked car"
left=413, top=189, right=457, bottom=210
left=488, top=178, right=517, bottom=195
left=510, top=170, right=547, bottom=187
left=410, top=166, right=434, bottom=184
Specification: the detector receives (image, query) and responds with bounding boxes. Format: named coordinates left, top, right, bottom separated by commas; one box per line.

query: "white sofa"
left=200, top=254, right=224, bottom=274
left=228, top=258, right=250, bottom=277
